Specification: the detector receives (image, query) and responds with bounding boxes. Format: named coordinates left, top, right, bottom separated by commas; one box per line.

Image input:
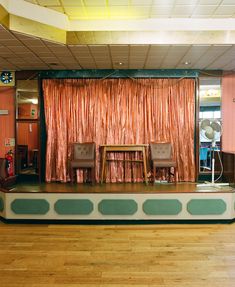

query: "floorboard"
left=1, top=222, right=235, bottom=286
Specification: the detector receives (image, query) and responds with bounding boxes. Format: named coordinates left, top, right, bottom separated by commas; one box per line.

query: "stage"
left=0, top=182, right=235, bottom=221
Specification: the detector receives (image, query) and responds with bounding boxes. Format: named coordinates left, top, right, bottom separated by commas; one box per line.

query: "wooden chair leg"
left=70, top=167, right=74, bottom=184
left=153, top=165, right=156, bottom=184
left=169, top=167, right=176, bottom=183
left=91, top=167, right=95, bottom=185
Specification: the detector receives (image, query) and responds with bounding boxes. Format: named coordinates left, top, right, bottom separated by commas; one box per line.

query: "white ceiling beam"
left=1, top=0, right=235, bottom=33
left=69, top=18, right=235, bottom=32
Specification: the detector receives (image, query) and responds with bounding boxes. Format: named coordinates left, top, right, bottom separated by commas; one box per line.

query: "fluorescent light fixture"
left=31, top=99, right=38, bottom=104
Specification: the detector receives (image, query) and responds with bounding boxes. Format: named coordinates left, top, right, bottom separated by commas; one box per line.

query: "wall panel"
left=222, top=75, right=235, bottom=153
left=0, top=87, right=15, bottom=158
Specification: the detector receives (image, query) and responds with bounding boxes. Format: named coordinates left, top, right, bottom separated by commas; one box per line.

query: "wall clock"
left=0, top=71, right=15, bottom=86
left=0, top=71, right=13, bottom=84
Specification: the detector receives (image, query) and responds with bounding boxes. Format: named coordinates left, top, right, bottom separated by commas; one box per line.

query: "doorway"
left=199, top=77, right=221, bottom=177
left=16, top=80, right=40, bottom=181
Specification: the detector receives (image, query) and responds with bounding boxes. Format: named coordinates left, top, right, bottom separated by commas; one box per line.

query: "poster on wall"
left=5, top=138, right=15, bottom=147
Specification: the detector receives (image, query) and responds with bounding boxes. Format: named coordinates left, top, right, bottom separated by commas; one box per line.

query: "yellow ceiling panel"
left=83, top=0, right=107, bottom=6
left=85, top=7, right=109, bottom=19
left=60, top=0, right=83, bottom=6
left=63, top=7, right=86, bottom=19
left=37, top=0, right=61, bottom=6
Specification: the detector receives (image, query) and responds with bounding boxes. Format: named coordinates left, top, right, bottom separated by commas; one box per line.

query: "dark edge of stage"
left=1, top=217, right=234, bottom=225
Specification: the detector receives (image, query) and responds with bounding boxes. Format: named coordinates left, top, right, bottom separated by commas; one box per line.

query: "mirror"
left=16, top=80, right=39, bottom=177
left=199, top=77, right=221, bottom=174
left=16, top=80, right=38, bottom=120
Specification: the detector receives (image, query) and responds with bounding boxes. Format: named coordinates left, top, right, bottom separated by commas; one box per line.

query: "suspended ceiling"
left=1, top=0, right=235, bottom=71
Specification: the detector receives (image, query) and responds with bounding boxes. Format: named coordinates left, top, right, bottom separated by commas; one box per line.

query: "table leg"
left=142, top=147, right=148, bottom=184
left=101, top=147, right=106, bottom=184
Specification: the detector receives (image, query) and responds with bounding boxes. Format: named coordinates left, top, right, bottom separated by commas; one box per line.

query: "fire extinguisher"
left=5, top=150, right=14, bottom=176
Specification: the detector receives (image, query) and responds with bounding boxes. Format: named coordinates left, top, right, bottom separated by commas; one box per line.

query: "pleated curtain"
left=43, top=78, right=196, bottom=183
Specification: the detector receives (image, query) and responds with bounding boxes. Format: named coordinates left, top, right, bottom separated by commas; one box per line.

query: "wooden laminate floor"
left=1, top=222, right=235, bottom=286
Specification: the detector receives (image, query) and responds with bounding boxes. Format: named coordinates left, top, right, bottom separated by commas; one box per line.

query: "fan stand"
left=197, top=141, right=229, bottom=189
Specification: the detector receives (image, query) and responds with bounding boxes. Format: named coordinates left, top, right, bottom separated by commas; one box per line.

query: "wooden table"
left=100, top=144, right=148, bottom=184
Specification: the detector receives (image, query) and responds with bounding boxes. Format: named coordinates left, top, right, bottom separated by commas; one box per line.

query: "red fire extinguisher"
left=5, top=150, right=14, bottom=176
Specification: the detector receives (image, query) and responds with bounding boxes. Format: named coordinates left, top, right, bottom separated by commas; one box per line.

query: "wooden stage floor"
left=9, top=182, right=235, bottom=193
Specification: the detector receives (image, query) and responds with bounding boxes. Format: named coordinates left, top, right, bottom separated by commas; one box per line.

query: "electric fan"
left=197, top=119, right=229, bottom=188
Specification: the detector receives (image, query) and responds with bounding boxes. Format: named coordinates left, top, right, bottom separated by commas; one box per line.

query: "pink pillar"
left=222, top=74, right=235, bottom=154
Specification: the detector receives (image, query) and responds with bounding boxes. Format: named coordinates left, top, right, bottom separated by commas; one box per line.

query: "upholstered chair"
left=150, top=142, right=177, bottom=183
left=69, top=142, right=96, bottom=185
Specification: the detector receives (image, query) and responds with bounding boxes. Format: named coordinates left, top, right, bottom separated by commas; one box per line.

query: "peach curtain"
left=43, top=78, right=195, bottom=183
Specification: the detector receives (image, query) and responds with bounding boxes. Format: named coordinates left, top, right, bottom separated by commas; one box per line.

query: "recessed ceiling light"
left=184, top=61, right=191, bottom=65
left=115, top=62, right=124, bottom=66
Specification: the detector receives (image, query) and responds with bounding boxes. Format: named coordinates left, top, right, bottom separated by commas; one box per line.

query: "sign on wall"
left=5, top=138, right=15, bottom=147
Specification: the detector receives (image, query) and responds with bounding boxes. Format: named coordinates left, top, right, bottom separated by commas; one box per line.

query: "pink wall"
left=0, top=87, right=15, bottom=158
left=222, top=74, right=235, bottom=153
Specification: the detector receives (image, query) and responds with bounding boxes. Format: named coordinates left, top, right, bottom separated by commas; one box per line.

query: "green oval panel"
left=54, top=199, right=93, bottom=215
left=143, top=199, right=182, bottom=215
left=187, top=199, right=226, bottom=215
left=0, top=197, right=4, bottom=212
left=11, top=199, right=50, bottom=215
left=98, top=199, right=137, bottom=215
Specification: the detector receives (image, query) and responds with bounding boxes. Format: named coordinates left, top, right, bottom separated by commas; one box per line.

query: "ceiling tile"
left=63, top=7, right=86, bottom=18
left=109, top=6, right=133, bottom=18
left=172, top=5, right=196, bottom=16
left=152, top=0, right=175, bottom=4
left=96, top=64, right=113, bottom=68
left=130, top=45, right=149, bottom=53
left=129, top=6, right=151, bottom=17
left=85, top=7, right=109, bottom=19
left=214, top=5, right=235, bottom=15
left=0, top=31, right=17, bottom=40
left=69, top=45, right=90, bottom=52
left=175, top=0, right=198, bottom=3
left=109, top=0, right=129, bottom=5
left=150, top=6, right=173, bottom=15
left=0, top=46, right=15, bottom=55
left=198, top=0, right=221, bottom=4
left=89, top=45, right=109, bottom=53
left=48, top=6, right=64, bottom=13
left=131, top=0, right=152, bottom=5
left=191, top=45, right=231, bottom=68
left=61, top=0, right=83, bottom=5
left=145, top=64, right=162, bottom=69
left=223, top=61, right=235, bottom=70
left=221, top=0, right=235, bottom=4
left=24, top=0, right=38, bottom=4
left=180, top=45, right=210, bottom=65
left=192, top=5, right=217, bottom=15
left=37, top=0, right=60, bottom=5
left=129, top=63, right=145, bottom=68
left=110, top=45, right=129, bottom=53
left=8, top=46, right=31, bottom=53
left=39, top=56, right=60, bottom=62
left=7, top=58, right=28, bottom=64
left=149, top=45, right=170, bottom=54
left=83, top=0, right=106, bottom=6
left=20, top=39, right=45, bottom=46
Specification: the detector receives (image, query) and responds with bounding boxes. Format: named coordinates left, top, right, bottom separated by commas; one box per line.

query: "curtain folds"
left=43, top=78, right=195, bottom=183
